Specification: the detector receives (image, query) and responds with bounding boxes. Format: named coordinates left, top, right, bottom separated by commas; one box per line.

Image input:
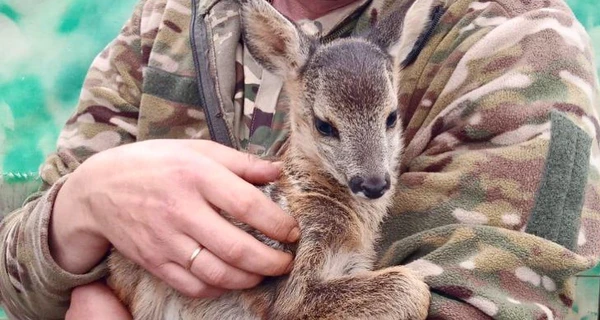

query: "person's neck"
left=271, top=0, right=361, bottom=21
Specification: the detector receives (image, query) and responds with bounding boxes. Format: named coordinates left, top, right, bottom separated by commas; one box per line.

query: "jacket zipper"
left=189, top=0, right=234, bottom=148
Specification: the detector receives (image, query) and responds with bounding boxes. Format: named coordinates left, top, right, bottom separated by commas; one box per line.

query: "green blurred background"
left=0, top=0, right=599, bottom=319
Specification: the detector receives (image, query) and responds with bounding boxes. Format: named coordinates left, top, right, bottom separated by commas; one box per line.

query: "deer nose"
left=349, top=174, right=391, bottom=199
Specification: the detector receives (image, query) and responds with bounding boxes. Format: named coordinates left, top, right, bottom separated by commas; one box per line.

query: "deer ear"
left=241, top=0, right=315, bottom=78
left=366, top=0, right=439, bottom=70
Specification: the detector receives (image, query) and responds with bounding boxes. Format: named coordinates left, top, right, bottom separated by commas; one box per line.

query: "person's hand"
left=51, top=139, right=299, bottom=298
left=66, top=281, right=132, bottom=320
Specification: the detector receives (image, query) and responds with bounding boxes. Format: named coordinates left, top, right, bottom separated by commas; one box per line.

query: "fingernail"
left=287, top=227, right=300, bottom=242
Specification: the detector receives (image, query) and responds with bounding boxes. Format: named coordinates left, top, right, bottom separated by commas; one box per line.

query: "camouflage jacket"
left=1, top=0, right=599, bottom=319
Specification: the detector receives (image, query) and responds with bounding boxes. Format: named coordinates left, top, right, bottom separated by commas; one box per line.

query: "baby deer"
left=107, top=0, right=434, bottom=318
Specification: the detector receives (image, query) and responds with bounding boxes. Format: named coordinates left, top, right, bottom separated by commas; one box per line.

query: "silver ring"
left=186, top=246, right=203, bottom=270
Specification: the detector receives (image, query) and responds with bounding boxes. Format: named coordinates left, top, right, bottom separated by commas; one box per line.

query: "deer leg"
left=270, top=265, right=430, bottom=320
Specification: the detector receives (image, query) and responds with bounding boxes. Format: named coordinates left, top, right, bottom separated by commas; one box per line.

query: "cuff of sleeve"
left=30, top=174, right=108, bottom=292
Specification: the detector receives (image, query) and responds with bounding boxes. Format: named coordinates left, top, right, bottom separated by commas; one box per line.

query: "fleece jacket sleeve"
left=376, top=0, right=600, bottom=318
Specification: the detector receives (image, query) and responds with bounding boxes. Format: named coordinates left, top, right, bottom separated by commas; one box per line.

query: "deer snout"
left=349, top=173, right=391, bottom=199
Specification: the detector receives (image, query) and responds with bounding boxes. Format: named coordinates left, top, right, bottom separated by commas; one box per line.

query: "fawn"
left=107, top=0, right=434, bottom=318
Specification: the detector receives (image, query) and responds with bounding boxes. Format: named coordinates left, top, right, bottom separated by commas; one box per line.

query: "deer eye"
left=386, top=110, right=398, bottom=129
left=315, top=118, right=338, bottom=137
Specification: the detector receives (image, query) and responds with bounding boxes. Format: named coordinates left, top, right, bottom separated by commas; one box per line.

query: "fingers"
left=192, top=249, right=264, bottom=290
left=189, top=248, right=264, bottom=290
left=172, top=235, right=264, bottom=290
left=195, top=160, right=300, bottom=244
left=178, top=139, right=299, bottom=243
left=184, top=140, right=282, bottom=184
left=68, top=282, right=133, bottom=320
left=180, top=202, right=294, bottom=277
left=153, top=262, right=226, bottom=298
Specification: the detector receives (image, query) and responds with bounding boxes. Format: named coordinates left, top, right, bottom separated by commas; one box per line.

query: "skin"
left=272, top=0, right=362, bottom=21
left=66, top=281, right=133, bottom=320
left=62, top=0, right=362, bottom=318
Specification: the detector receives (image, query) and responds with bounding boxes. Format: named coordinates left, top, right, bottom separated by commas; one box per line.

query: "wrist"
left=50, top=176, right=110, bottom=274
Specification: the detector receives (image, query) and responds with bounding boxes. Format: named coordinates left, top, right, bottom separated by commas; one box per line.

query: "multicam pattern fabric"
left=0, top=0, right=599, bottom=319
left=364, top=1, right=600, bottom=318
left=361, top=0, right=600, bottom=318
